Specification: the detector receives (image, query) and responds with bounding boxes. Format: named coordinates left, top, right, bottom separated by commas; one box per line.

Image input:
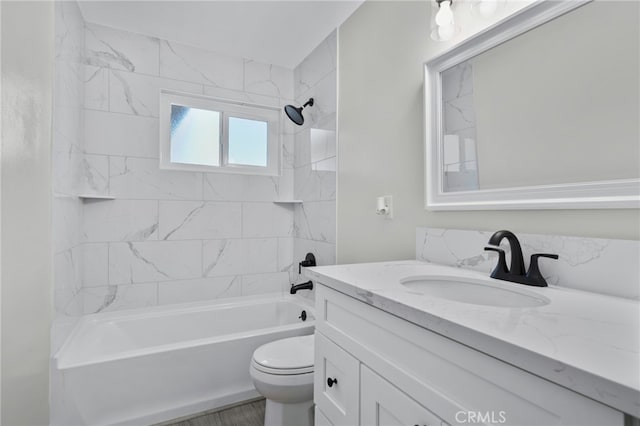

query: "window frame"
left=159, top=90, right=281, bottom=176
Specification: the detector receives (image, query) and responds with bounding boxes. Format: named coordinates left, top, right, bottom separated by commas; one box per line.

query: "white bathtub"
left=54, top=295, right=315, bottom=426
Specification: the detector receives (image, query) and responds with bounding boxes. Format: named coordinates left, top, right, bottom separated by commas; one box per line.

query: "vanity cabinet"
left=313, top=284, right=623, bottom=426
left=361, top=365, right=448, bottom=426
left=315, top=332, right=359, bottom=425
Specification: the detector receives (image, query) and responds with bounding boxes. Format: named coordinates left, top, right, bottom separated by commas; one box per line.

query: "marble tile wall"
left=416, top=228, right=640, bottom=300
left=292, top=31, right=338, bottom=301
left=75, top=22, right=297, bottom=313
left=53, top=0, right=86, bottom=318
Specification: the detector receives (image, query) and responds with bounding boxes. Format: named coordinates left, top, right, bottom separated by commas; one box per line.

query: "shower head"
left=284, top=98, right=314, bottom=126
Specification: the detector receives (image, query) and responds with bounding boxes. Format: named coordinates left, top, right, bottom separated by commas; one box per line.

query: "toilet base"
left=264, top=399, right=314, bottom=426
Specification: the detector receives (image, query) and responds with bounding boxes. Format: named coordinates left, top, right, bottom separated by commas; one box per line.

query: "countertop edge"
left=306, top=267, right=640, bottom=417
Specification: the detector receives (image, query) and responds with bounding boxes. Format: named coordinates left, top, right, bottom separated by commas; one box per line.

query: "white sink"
left=400, top=276, right=550, bottom=308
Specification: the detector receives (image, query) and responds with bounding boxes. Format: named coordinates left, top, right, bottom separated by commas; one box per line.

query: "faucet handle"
left=298, top=253, right=317, bottom=274
left=484, top=246, right=509, bottom=279
left=531, top=253, right=559, bottom=261
left=526, top=253, right=559, bottom=287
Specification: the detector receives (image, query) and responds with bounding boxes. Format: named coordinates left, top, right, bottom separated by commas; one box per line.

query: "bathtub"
left=54, top=295, right=315, bottom=426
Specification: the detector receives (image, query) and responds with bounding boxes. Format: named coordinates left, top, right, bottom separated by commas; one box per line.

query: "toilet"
left=250, top=334, right=315, bottom=426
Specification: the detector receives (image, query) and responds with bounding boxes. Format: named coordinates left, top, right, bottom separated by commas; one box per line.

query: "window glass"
left=160, top=91, right=279, bottom=175
left=170, top=104, right=220, bottom=166
left=228, top=117, right=268, bottom=167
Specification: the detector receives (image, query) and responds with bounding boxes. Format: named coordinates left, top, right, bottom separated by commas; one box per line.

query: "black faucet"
left=484, top=230, right=558, bottom=287
left=298, top=253, right=316, bottom=274
left=290, top=281, right=313, bottom=294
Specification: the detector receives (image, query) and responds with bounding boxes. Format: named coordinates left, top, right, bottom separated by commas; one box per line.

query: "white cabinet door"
left=361, top=365, right=447, bottom=426
left=315, top=332, right=360, bottom=426
left=315, top=407, right=334, bottom=426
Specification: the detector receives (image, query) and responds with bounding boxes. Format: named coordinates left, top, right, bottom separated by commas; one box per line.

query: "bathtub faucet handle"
left=298, top=253, right=316, bottom=274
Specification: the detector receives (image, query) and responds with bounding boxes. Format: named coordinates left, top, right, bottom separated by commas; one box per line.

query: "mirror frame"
left=424, top=0, right=640, bottom=211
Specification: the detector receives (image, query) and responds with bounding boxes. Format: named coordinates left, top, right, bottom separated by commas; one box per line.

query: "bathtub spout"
left=290, top=281, right=313, bottom=294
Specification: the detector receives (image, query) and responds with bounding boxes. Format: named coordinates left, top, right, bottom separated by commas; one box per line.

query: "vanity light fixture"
left=431, top=0, right=502, bottom=42
left=470, top=0, right=503, bottom=19
left=431, top=0, right=460, bottom=42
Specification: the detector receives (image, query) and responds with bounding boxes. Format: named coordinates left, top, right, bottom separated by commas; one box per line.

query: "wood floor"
left=164, top=399, right=266, bottom=426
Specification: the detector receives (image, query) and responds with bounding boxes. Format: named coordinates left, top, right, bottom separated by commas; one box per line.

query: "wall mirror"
left=424, top=0, right=639, bottom=210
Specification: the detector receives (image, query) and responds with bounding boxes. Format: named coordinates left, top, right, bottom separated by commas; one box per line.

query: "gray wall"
left=336, top=0, right=639, bottom=264
left=1, top=1, right=54, bottom=424
left=473, top=1, right=639, bottom=188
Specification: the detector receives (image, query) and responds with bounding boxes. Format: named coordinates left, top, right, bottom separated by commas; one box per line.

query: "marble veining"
left=81, top=155, right=109, bottom=194
left=85, top=23, right=159, bottom=75
left=82, top=282, right=158, bottom=314
left=53, top=16, right=337, bottom=316
left=159, top=201, right=242, bottom=240
left=306, top=261, right=640, bottom=416
left=84, top=65, right=108, bottom=110
left=294, top=31, right=337, bottom=96
left=53, top=0, right=85, bottom=321
left=244, top=59, right=293, bottom=99
left=109, top=240, right=202, bottom=285
left=109, top=70, right=202, bottom=117
left=159, top=40, right=243, bottom=89
left=93, top=285, right=118, bottom=313
left=416, top=228, right=640, bottom=299
left=441, top=62, right=473, bottom=102
left=294, top=202, right=336, bottom=244
left=203, top=239, right=232, bottom=277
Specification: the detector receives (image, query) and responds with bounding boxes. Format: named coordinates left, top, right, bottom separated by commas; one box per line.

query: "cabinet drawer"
left=315, top=332, right=359, bottom=426
left=317, top=285, right=623, bottom=426
left=361, top=365, right=448, bottom=426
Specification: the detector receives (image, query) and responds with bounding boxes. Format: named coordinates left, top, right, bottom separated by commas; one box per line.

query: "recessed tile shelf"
left=78, top=194, right=116, bottom=202
left=273, top=200, right=303, bottom=204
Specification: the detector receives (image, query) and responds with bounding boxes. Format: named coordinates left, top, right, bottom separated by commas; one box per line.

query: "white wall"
left=337, top=0, right=640, bottom=264
left=1, top=2, right=54, bottom=424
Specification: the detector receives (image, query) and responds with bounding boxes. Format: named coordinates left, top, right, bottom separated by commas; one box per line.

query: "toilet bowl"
left=250, top=334, right=314, bottom=426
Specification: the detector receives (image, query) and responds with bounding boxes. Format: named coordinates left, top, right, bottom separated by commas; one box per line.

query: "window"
left=160, top=90, right=281, bottom=175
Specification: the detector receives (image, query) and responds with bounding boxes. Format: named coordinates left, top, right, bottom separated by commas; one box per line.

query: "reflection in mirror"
left=441, top=63, right=478, bottom=192
left=439, top=1, right=639, bottom=194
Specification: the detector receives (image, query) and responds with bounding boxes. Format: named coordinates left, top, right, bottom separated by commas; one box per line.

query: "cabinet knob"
left=327, top=377, right=338, bottom=387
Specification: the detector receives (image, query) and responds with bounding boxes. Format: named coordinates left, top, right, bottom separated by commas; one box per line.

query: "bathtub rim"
left=55, top=294, right=315, bottom=371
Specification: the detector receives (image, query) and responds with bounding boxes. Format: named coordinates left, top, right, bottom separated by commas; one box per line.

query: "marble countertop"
left=305, top=260, right=640, bottom=417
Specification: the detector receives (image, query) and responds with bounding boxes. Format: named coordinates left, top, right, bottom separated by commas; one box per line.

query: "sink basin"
left=400, top=276, right=550, bottom=308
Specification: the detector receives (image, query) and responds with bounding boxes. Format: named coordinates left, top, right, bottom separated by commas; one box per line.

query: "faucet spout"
left=290, top=280, right=313, bottom=294
left=487, top=230, right=525, bottom=276
left=484, top=230, right=558, bottom=287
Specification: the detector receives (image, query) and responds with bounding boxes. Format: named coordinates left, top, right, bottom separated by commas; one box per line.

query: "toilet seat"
left=252, top=335, right=314, bottom=375
left=251, top=359, right=313, bottom=375
left=251, top=357, right=313, bottom=375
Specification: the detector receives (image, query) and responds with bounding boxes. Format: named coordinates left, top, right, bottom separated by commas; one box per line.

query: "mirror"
left=424, top=0, right=640, bottom=210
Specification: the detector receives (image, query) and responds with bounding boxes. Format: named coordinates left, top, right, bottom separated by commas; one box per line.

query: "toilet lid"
left=253, top=335, right=314, bottom=372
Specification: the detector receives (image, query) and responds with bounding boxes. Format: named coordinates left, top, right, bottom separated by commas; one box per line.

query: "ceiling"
left=78, top=1, right=364, bottom=69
